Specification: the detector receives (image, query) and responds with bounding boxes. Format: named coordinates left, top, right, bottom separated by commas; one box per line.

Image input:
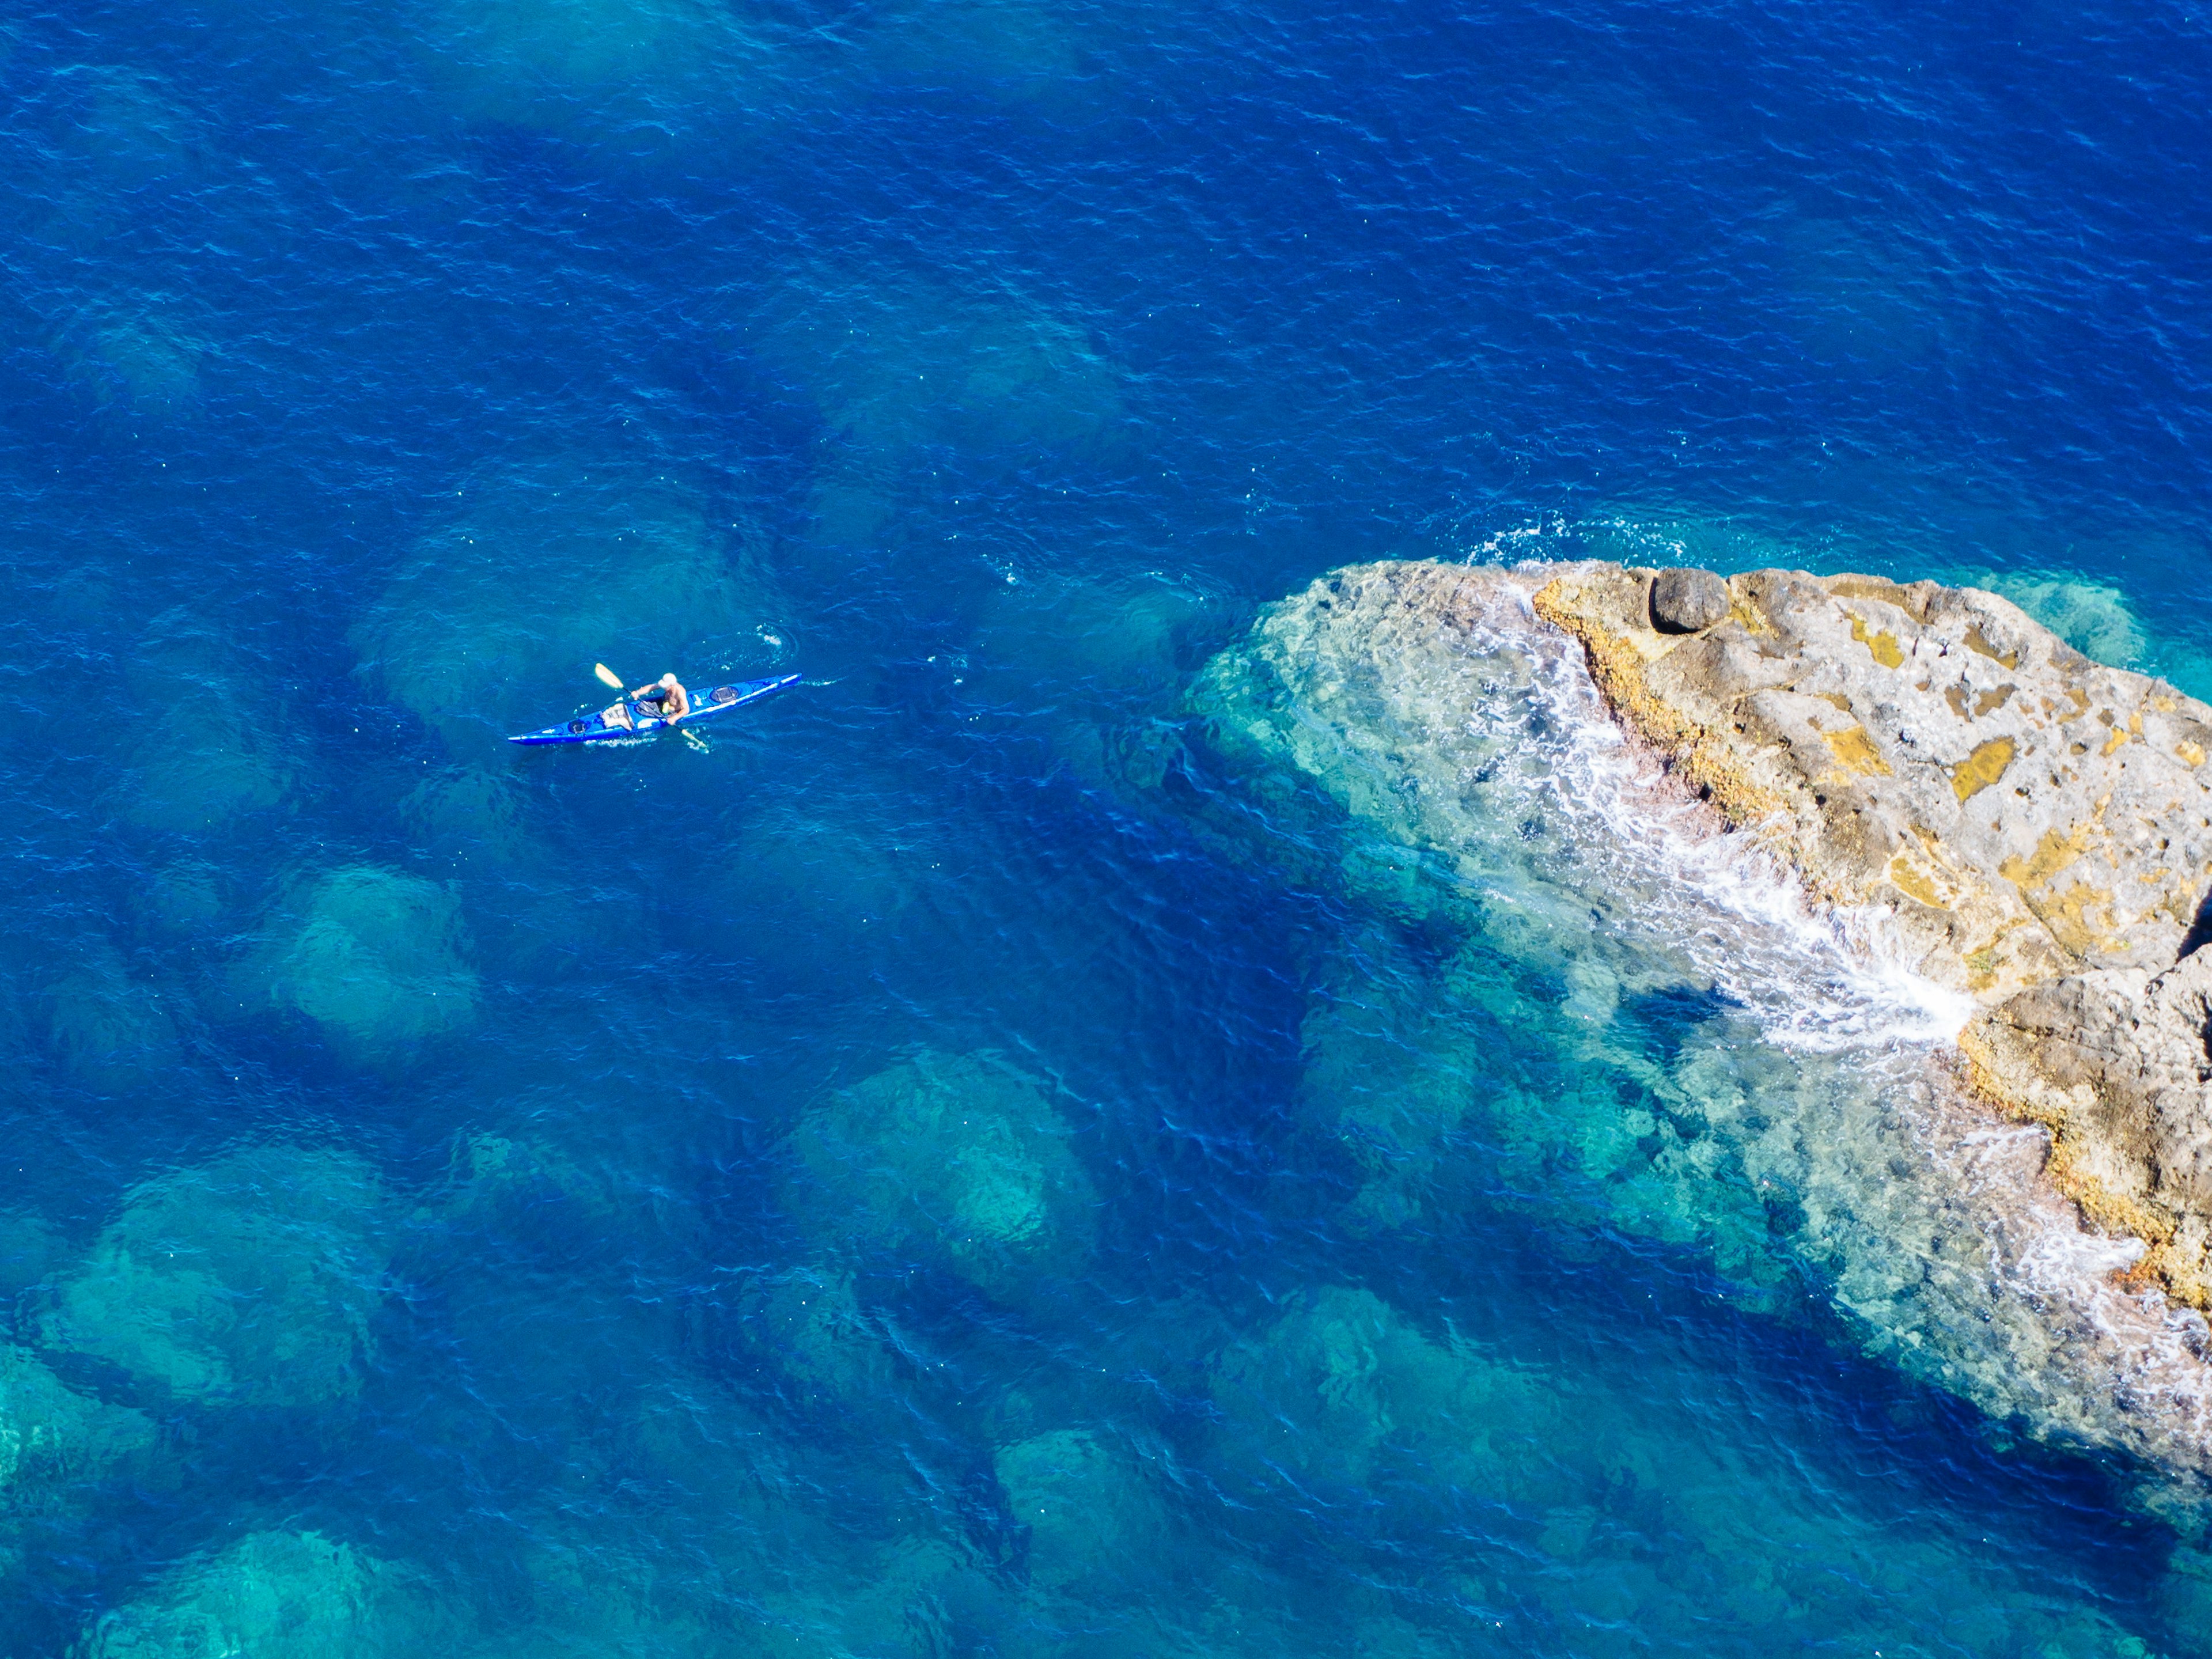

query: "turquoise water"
left=6, top=0, right=2212, bottom=1652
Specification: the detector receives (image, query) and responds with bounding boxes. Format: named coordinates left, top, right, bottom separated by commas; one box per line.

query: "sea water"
left=3, top=0, right=2211, bottom=1653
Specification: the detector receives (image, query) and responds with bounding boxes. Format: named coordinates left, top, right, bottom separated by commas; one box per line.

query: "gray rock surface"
left=1649, top=566, right=1732, bottom=634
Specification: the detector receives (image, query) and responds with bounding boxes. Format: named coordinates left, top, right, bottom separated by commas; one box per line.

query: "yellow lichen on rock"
left=1847, top=614, right=1906, bottom=669
left=1884, top=852, right=1948, bottom=909
left=2039, top=881, right=2123, bottom=957
left=1830, top=577, right=1930, bottom=617
left=1951, top=738, right=2015, bottom=802
left=1998, top=823, right=2095, bottom=893
left=1822, top=726, right=1891, bottom=778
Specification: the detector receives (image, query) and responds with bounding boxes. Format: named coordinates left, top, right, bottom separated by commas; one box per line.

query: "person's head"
left=658, top=673, right=679, bottom=691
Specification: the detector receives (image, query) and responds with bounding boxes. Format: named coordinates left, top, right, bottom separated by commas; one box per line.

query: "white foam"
left=1465, top=569, right=1971, bottom=1051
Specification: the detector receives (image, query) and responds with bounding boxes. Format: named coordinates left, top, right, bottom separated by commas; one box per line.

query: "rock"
left=734, top=1269, right=897, bottom=1410
left=1649, top=566, right=1732, bottom=633
left=783, top=1050, right=1096, bottom=1297
left=1531, top=559, right=2212, bottom=1307
left=350, top=454, right=781, bottom=740
left=0, top=1340, right=157, bottom=1506
left=1185, top=558, right=2212, bottom=1480
left=72, top=1529, right=454, bottom=1659
left=40, top=941, right=185, bottom=1090
left=43, top=1145, right=389, bottom=1407
left=994, top=1428, right=1164, bottom=1595
left=248, top=866, right=478, bottom=1056
left=741, top=265, right=1127, bottom=463
left=119, top=611, right=297, bottom=830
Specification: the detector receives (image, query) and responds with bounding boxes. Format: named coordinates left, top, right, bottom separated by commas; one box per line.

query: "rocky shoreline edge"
left=1531, top=559, right=2212, bottom=1310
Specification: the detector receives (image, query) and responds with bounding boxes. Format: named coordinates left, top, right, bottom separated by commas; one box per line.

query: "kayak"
left=507, top=673, right=800, bottom=746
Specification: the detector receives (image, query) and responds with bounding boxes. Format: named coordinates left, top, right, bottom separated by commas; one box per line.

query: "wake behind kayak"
left=508, top=673, right=800, bottom=746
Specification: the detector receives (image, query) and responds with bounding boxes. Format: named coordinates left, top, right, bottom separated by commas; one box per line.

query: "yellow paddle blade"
left=593, top=662, right=624, bottom=690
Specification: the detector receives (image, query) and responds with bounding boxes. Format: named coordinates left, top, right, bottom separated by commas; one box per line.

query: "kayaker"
left=632, top=673, right=692, bottom=722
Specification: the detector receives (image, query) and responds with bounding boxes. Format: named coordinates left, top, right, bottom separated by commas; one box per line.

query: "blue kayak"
left=508, top=673, right=800, bottom=746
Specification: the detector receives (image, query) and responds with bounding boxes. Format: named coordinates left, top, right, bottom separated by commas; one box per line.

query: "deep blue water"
left=5, top=0, right=2212, bottom=1653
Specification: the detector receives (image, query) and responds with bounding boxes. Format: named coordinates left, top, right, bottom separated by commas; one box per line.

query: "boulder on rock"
left=1649, top=567, right=1732, bottom=634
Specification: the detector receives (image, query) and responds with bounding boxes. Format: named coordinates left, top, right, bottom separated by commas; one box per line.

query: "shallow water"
left=5, top=0, right=2212, bottom=1653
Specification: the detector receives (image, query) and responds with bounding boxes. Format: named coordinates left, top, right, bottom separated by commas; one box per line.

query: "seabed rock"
left=73, top=1529, right=452, bottom=1659
left=0, top=1339, right=158, bottom=1511
left=410, top=0, right=775, bottom=158
left=251, top=865, right=478, bottom=1056
left=785, top=1050, right=1096, bottom=1298
left=43, top=1144, right=389, bottom=1408
left=994, top=1427, right=1165, bottom=1597
left=743, top=267, right=1126, bottom=464
left=1207, top=1286, right=1573, bottom=1508
left=352, top=456, right=780, bottom=743
left=736, top=1269, right=898, bottom=1411
left=41, top=940, right=187, bottom=1091
left=1205, top=1285, right=2166, bottom=1656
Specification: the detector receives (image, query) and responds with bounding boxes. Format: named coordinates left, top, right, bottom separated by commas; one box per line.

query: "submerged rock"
left=40, top=940, right=188, bottom=1092
left=44, top=1144, right=389, bottom=1407
left=785, top=1050, right=1095, bottom=1297
left=971, top=571, right=1216, bottom=796
left=436, top=1130, right=623, bottom=1226
left=1532, top=560, right=2212, bottom=1306
left=1980, top=569, right=2150, bottom=671
left=251, top=865, right=478, bottom=1055
left=736, top=1269, right=899, bottom=1411
left=744, top=268, right=1126, bottom=464
left=1205, top=1283, right=2166, bottom=1656
left=994, top=1428, right=1166, bottom=1597
left=352, top=457, right=780, bottom=740
left=54, top=308, right=210, bottom=422
left=1207, top=1286, right=1573, bottom=1506
left=409, top=0, right=776, bottom=157
left=0, top=1340, right=157, bottom=1506
left=118, top=620, right=298, bottom=831
left=73, top=1529, right=451, bottom=1659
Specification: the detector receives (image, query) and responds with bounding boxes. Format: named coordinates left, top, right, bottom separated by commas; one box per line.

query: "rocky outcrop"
left=1532, top=560, right=2212, bottom=1305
